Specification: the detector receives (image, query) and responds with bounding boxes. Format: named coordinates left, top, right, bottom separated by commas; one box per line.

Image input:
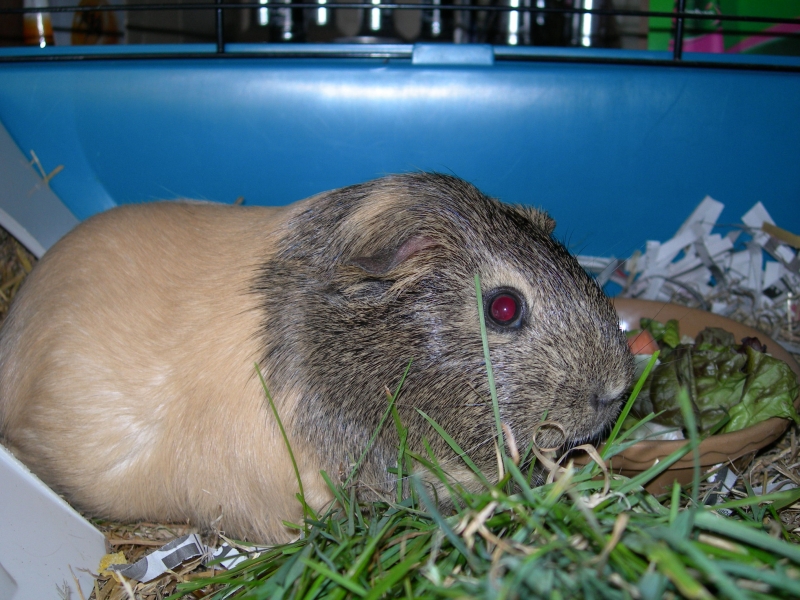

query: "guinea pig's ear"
left=348, top=236, right=437, bottom=275
left=532, top=210, right=556, bottom=235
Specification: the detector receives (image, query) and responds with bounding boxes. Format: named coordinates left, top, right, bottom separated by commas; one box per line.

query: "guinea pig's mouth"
left=506, top=420, right=618, bottom=489
left=506, top=409, right=621, bottom=468
left=552, top=416, right=620, bottom=455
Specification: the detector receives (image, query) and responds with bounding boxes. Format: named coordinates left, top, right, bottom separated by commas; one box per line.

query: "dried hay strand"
left=0, top=225, right=36, bottom=326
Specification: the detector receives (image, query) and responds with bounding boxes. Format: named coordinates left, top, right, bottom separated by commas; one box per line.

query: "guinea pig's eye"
left=486, top=290, right=523, bottom=328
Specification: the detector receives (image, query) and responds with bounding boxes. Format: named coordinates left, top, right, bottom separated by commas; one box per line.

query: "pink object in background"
left=675, top=32, right=726, bottom=53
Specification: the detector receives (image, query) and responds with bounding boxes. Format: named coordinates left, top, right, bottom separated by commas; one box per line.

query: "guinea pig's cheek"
left=589, top=389, right=625, bottom=414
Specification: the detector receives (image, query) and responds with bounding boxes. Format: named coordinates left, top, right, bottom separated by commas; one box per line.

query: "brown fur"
left=0, top=173, right=633, bottom=543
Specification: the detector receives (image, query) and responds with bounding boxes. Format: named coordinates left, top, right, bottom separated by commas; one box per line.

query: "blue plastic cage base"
left=1, top=44, right=799, bottom=259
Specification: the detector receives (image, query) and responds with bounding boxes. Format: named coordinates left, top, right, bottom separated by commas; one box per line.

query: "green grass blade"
left=474, top=273, right=505, bottom=464
left=320, top=470, right=348, bottom=513
left=676, top=387, right=701, bottom=509
left=646, top=541, right=714, bottom=599
left=709, top=487, right=800, bottom=512
left=601, top=351, right=660, bottom=460
left=300, top=558, right=368, bottom=597
left=715, top=560, right=800, bottom=595
left=416, top=409, right=491, bottom=488
left=363, top=552, right=426, bottom=600
left=616, top=439, right=694, bottom=495
left=391, top=400, right=409, bottom=505
left=411, top=475, right=479, bottom=571
left=694, top=510, right=800, bottom=564
left=653, top=528, right=748, bottom=600
left=344, top=360, right=412, bottom=488
left=256, top=364, right=315, bottom=530
left=669, top=480, right=681, bottom=525
left=346, top=520, right=394, bottom=579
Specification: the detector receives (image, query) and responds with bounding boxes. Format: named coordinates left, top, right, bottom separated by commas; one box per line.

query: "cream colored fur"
left=0, top=200, right=331, bottom=543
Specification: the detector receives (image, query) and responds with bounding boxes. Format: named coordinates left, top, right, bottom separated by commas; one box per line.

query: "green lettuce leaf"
left=723, top=346, right=800, bottom=433
left=641, top=318, right=681, bottom=349
left=648, top=346, right=693, bottom=428
left=631, top=322, right=800, bottom=435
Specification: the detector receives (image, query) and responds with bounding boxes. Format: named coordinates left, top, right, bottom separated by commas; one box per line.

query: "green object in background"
left=648, top=0, right=800, bottom=55
left=641, top=318, right=681, bottom=349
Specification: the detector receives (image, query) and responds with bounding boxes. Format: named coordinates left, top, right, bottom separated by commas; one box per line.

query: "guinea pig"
left=0, top=173, right=633, bottom=543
